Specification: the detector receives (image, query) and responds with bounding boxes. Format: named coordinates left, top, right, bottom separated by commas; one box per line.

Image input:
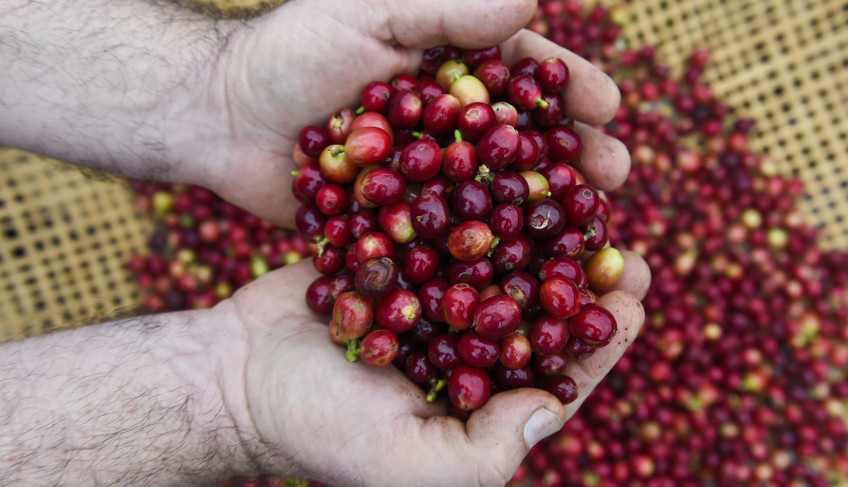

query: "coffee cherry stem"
left=454, top=129, right=463, bottom=143
left=486, top=236, right=502, bottom=257
left=474, top=164, right=493, bottom=185
left=425, top=378, right=446, bottom=403
left=355, top=105, right=366, bottom=115
left=345, top=338, right=361, bottom=362
left=536, top=98, right=550, bottom=109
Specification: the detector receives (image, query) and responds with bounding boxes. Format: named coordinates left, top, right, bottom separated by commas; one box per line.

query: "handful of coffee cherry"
left=293, top=44, right=625, bottom=420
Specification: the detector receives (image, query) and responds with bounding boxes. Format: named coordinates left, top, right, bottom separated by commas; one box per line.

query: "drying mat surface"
left=620, top=0, right=848, bottom=249
left=1, top=0, right=846, bottom=343
left=0, top=150, right=151, bottom=343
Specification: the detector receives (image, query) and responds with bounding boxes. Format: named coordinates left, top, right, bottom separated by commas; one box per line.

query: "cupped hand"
left=216, top=254, right=648, bottom=487
left=191, top=0, right=629, bottom=228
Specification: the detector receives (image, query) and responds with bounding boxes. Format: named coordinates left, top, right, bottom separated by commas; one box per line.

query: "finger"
left=354, top=0, right=538, bottom=49
left=562, top=290, right=645, bottom=418
left=572, top=121, right=632, bottom=191
left=604, top=250, right=652, bottom=300
left=390, top=388, right=565, bottom=486
left=500, top=29, right=621, bottom=125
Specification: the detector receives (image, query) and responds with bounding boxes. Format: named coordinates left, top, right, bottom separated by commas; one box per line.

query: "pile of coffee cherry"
left=292, top=45, right=626, bottom=416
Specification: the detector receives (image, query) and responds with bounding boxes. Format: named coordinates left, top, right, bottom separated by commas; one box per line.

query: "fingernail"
left=523, top=408, right=563, bottom=448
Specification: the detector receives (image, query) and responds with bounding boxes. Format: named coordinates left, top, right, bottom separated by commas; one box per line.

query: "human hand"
left=187, top=0, right=630, bottom=228
left=211, top=250, right=649, bottom=486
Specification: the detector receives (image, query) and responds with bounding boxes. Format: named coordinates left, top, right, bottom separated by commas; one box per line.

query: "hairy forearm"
left=0, top=307, right=253, bottom=486
left=0, top=0, right=231, bottom=183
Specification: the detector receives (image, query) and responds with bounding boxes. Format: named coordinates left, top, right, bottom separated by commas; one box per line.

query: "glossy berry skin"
left=540, top=163, right=577, bottom=200
left=490, top=235, right=533, bottom=274
left=313, top=244, right=346, bottom=276
left=345, top=127, right=392, bottom=166
left=448, top=257, right=494, bottom=290
left=491, top=171, right=530, bottom=205
left=354, top=232, right=395, bottom=263
left=453, top=180, right=493, bottom=221
left=400, top=139, right=443, bottom=182
left=565, top=336, right=596, bottom=360
left=539, top=57, right=570, bottom=92
left=473, top=59, right=511, bottom=95
left=323, top=216, right=352, bottom=247
left=448, top=220, right=494, bottom=262
left=325, top=108, right=355, bottom=144
left=562, top=184, right=600, bottom=226
left=360, top=330, right=400, bottom=367
left=510, top=57, right=540, bottom=78
left=360, top=81, right=393, bottom=112
left=544, top=226, right=586, bottom=260
left=292, top=163, right=328, bottom=204
left=387, top=90, right=423, bottom=129
left=499, top=334, right=533, bottom=369
left=529, top=315, right=570, bottom=355
left=418, top=277, right=450, bottom=322
left=410, top=193, right=451, bottom=238
left=428, top=333, right=462, bottom=370
left=405, top=351, right=437, bottom=384
left=532, top=350, right=568, bottom=376
left=533, top=92, right=565, bottom=127
left=457, top=102, right=496, bottom=143
left=422, top=94, right=462, bottom=134
left=375, top=289, right=422, bottom=334
left=305, top=275, right=337, bottom=314
left=507, top=75, right=546, bottom=111
left=539, top=276, right=581, bottom=319
left=569, top=303, right=617, bottom=347
left=458, top=333, right=501, bottom=368
left=402, top=245, right=439, bottom=284
left=442, top=283, right=480, bottom=330
left=539, top=257, right=584, bottom=284
left=545, top=126, right=582, bottom=163
left=448, top=364, right=492, bottom=411
left=524, top=198, right=567, bottom=238
left=294, top=205, right=325, bottom=243
left=490, top=203, right=524, bottom=240
left=544, top=375, right=579, bottom=404
left=477, top=124, right=521, bottom=170
left=512, top=132, right=542, bottom=171
left=332, top=291, right=373, bottom=340
left=582, top=216, right=609, bottom=251
left=298, top=125, right=330, bottom=158
left=462, top=45, right=501, bottom=69
left=473, top=294, right=523, bottom=339
left=499, top=270, right=540, bottom=309
left=359, top=167, right=406, bottom=205
left=493, top=363, right=535, bottom=389
left=442, top=140, right=479, bottom=183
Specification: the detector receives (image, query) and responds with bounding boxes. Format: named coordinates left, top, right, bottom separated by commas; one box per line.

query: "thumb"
left=344, top=0, right=538, bottom=49
left=406, top=388, right=565, bottom=486
left=464, top=389, right=566, bottom=483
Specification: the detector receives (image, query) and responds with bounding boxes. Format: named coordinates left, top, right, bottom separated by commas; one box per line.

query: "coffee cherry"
left=448, top=220, right=494, bottom=262
left=442, top=283, right=480, bottom=330
left=473, top=294, right=523, bottom=339
left=360, top=329, right=400, bottom=367
left=539, top=276, right=580, bottom=319
left=354, top=256, right=398, bottom=302
left=544, top=375, right=579, bottom=405
left=569, top=303, right=617, bottom=347
left=448, top=364, right=492, bottom=411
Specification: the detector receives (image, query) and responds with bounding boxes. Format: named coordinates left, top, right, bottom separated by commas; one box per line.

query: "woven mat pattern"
left=0, top=150, right=151, bottom=342
left=1, top=0, right=846, bottom=342
left=621, top=0, right=848, bottom=248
